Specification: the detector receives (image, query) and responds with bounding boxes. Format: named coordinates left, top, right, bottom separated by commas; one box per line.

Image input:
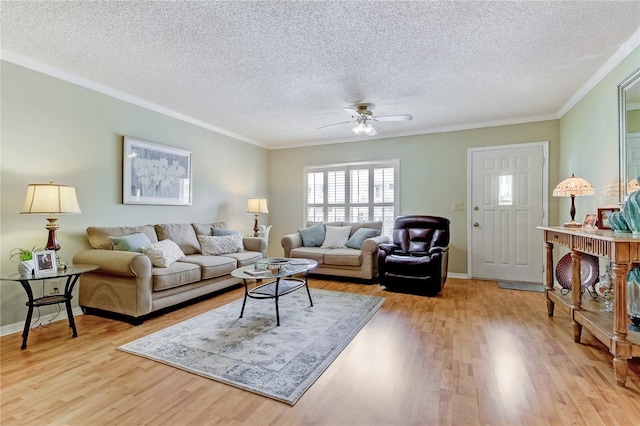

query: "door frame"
left=466, top=141, right=549, bottom=280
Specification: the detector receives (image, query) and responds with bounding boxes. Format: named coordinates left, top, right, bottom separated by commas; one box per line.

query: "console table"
left=1, top=264, right=99, bottom=349
left=538, top=226, right=640, bottom=387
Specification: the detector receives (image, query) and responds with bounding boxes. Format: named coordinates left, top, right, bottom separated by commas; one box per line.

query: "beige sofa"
left=72, top=222, right=266, bottom=323
left=281, top=221, right=389, bottom=280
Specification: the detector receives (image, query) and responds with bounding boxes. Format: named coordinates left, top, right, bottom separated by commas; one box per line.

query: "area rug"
left=118, top=288, right=385, bottom=405
left=497, top=281, right=545, bottom=292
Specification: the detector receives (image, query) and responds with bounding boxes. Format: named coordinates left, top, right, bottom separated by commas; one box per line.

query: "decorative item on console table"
left=582, top=213, right=597, bottom=229
left=627, top=266, right=640, bottom=332
left=594, top=265, right=614, bottom=312
left=622, top=176, right=640, bottom=234
left=597, top=207, right=620, bottom=230
left=552, top=174, right=595, bottom=228
left=608, top=210, right=630, bottom=233
left=10, top=247, right=35, bottom=276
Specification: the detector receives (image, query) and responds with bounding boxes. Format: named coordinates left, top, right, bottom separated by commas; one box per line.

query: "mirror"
left=619, top=67, right=640, bottom=203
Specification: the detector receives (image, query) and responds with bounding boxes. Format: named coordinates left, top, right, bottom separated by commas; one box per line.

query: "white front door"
left=469, top=143, right=547, bottom=282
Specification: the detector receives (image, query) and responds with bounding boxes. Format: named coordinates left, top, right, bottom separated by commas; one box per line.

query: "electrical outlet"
left=49, top=279, right=61, bottom=295
left=453, top=202, right=464, bottom=211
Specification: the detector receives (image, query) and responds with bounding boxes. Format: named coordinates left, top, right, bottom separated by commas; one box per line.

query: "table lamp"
left=21, top=182, right=82, bottom=251
left=246, top=198, right=268, bottom=237
left=552, top=174, right=595, bottom=228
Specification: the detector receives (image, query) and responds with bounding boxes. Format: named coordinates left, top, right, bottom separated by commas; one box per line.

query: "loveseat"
left=281, top=221, right=389, bottom=280
left=72, top=222, right=266, bottom=323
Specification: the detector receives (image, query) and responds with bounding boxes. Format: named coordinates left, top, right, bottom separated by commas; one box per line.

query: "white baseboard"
left=447, top=272, right=469, bottom=279
left=0, top=307, right=83, bottom=337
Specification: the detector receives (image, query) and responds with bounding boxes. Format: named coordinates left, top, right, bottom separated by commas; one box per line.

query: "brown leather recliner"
left=378, top=215, right=450, bottom=296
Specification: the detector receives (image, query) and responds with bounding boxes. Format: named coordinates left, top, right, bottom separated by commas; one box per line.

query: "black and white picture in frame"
left=33, top=250, right=57, bottom=275
left=123, top=137, right=192, bottom=205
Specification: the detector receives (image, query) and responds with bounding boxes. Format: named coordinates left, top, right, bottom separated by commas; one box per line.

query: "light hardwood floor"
left=1, top=278, right=639, bottom=425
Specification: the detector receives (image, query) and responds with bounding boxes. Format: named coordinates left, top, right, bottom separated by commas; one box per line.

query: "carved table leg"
left=570, top=250, right=583, bottom=343
left=611, top=261, right=632, bottom=387
left=545, top=241, right=555, bottom=317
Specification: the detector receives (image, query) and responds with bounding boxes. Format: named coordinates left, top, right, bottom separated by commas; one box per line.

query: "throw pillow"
left=345, top=228, right=379, bottom=249
left=197, top=234, right=244, bottom=255
left=213, top=228, right=242, bottom=237
left=321, top=226, right=352, bottom=248
left=109, top=232, right=152, bottom=252
left=141, top=239, right=186, bottom=267
left=299, top=222, right=325, bottom=247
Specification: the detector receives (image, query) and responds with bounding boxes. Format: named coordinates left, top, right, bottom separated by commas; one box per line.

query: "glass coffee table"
left=231, top=258, right=317, bottom=326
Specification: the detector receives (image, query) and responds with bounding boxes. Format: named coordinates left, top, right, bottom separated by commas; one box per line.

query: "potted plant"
left=10, top=247, right=35, bottom=275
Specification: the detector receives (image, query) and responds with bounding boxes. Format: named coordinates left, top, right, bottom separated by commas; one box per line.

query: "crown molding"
left=0, top=49, right=264, bottom=148
left=557, top=27, right=640, bottom=117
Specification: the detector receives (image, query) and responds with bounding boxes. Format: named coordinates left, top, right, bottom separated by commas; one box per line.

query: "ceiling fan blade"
left=318, top=120, right=355, bottom=130
left=373, top=114, right=413, bottom=122
left=343, top=108, right=361, bottom=117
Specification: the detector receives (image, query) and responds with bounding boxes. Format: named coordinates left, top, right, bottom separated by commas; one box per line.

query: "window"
left=304, top=160, right=399, bottom=238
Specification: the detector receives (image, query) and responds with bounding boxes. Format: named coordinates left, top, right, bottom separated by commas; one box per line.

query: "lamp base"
left=562, top=221, right=582, bottom=229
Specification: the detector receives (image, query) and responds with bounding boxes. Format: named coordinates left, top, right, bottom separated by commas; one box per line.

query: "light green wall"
left=559, top=46, right=640, bottom=215
left=268, top=120, right=561, bottom=274
left=0, top=61, right=268, bottom=327
left=628, top=109, right=640, bottom=133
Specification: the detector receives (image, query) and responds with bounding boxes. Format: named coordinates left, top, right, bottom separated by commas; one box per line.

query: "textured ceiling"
left=2, top=1, right=639, bottom=149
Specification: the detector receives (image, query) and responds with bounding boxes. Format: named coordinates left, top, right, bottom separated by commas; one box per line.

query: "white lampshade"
left=246, top=198, right=269, bottom=214
left=22, top=182, right=81, bottom=214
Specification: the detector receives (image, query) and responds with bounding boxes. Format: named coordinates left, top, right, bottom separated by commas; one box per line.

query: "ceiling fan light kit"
left=320, top=104, right=412, bottom=137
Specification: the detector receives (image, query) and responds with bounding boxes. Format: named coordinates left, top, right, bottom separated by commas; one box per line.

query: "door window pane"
left=498, top=174, right=514, bottom=206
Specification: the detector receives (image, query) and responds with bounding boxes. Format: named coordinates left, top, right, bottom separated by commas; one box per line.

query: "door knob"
left=473, top=222, right=480, bottom=227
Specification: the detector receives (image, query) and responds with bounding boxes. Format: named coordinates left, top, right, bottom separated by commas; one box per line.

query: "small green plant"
left=10, top=248, right=34, bottom=262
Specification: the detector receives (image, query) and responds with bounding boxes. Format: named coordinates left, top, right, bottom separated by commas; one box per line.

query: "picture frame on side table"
left=583, top=213, right=598, bottom=229
left=33, top=250, right=57, bottom=276
left=597, top=207, right=620, bottom=230
left=123, top=136, right=192, bottom=205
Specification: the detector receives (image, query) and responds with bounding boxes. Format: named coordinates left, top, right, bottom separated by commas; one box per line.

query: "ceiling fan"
left=319, top=104, right=413, bottom=136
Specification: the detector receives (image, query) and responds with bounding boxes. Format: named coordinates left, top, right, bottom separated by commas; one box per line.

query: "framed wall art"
left=597, top=207, right=620, bottom=230
left=33, top=250, right=57, bottom=275
left=123, top=137, right=192, bottom=205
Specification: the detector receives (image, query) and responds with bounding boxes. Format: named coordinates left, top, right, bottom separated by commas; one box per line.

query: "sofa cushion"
left=198, top=235, right=244, bottom=255
left=191, top=222, right=228, bottom=236
left=324, top=248, right=362, bottom=266
left=178, top=255, right=237, bottom=279
left=299, top=222, right=325, bottom=247
left=218, top=251, right=263, bottom=267
left=321, top=226, right=352, bottom=248
left=349, top=221, right=383, bottom=236
left=155, top=223, right=201, bottom=255
left=109, top=232, right=152, bottom=252
left=86, top=225, right=158, bottom=250
left=213, top=228, right=242, bottom=236
left=289, top=247, right=331, bottom=264
left=151, top=261, right=201, bottom=291
left=142, top=239, right=186, bottom=267
left=346, top=228, right=379, bottom=249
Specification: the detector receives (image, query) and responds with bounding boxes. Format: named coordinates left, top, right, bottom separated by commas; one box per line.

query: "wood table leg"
left=545, top=241, right=555, bottom=317
left=611, top=261, right=632, bottom=387
left=570, top=250, right=583, bottom=343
